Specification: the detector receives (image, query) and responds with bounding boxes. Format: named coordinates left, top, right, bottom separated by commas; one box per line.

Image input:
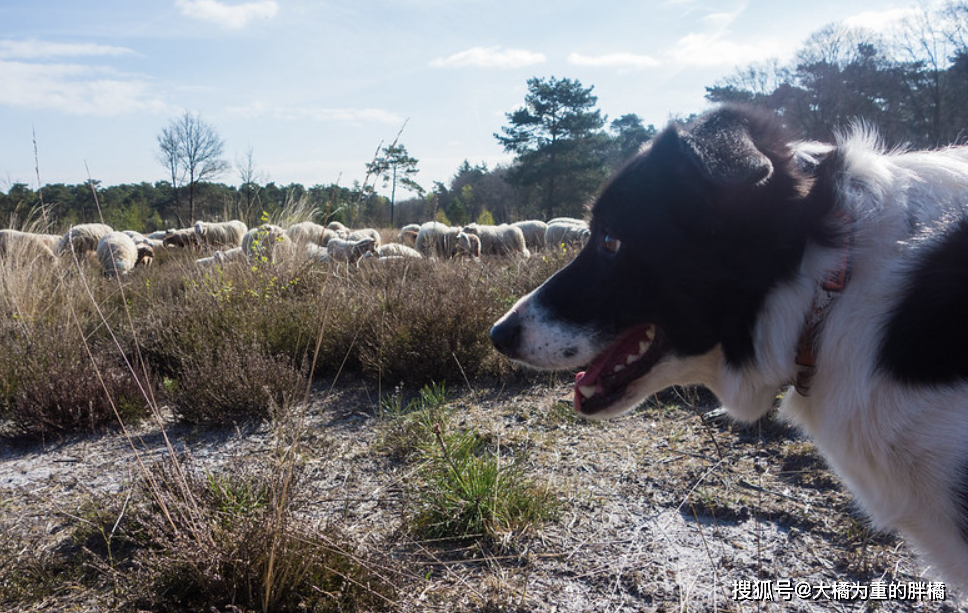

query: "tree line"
left=3, top=0, right=968, bottom=231
left=707, top=2, right=968, bottom=148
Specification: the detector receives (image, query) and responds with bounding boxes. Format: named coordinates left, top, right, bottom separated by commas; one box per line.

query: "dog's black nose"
left=490, top=311, right=522, bottom=358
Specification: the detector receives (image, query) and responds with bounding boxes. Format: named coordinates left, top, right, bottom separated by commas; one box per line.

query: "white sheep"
left=37, top=233, right=61, bottom=251
left=161, top=227, right=200, bottom=248
left=454, top=231, right=482, bottom=259
left=545, top=219, right=590, bottom=249
left=286, top=221, right=337, bottom=248
left=304, top=243, right=330, bottom=263
left=461, top=223, right=530, bottom=257
left=346, top=228, right=382, bottom=247
left=122, top=230, right=148, bottom=244
left=398, top=223, right=421, bottom=245
left=242, top=224, right=294, bottom=263
left=121, top=230, right=164, bottom=251
left=0, top=229, right=57, bottom=265
left=511, top=220, right=548, bottom=252
left=547, top=217, right=587, bottom=226
left=326, top=221, right=350, bottom=237
left=195, top=246, right=246, bottom=266
left=56, top=223, right=113, bottom=257
left=325, top=237, right=377, bottom=263
left=194, top=220, right=247, bottom=248
left=415, top=221, right=461, bottom=258
left=375, top=243, right=423, bottom=259
left=96, top=231, right=154, bottom=276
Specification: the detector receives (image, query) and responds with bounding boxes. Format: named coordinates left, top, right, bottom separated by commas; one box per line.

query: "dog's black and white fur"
left=490, top=105, right=968, bottom=590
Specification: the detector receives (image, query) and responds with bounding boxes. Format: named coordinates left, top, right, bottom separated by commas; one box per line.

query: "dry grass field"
left=0, top=231, right=959, bottom=612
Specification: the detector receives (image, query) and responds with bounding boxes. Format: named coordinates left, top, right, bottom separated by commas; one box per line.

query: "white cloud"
left=0, top=60, right=170, bottom=116
left=700, top=9, right=739, bottom=31
left=176, top=0, right=279, bottom=29
left=843, top=7, right=916, bottom=31
left=430, top=46, right=546, bottom=69
left=665, top=4, right=787, bottom=67
left=227, top=102, right=405, bottom=126
left=568, top=52, right=661, bottom=69
left=0, top=39, right=135, bottom=60
left=669, top=31, right=786, bottom=67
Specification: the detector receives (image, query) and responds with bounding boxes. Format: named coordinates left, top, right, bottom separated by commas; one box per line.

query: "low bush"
left=69, top=456, right=399, bottom=613
left=0, top=328, right=153, bottom=437
left=166, top=340, right=308, bottom=425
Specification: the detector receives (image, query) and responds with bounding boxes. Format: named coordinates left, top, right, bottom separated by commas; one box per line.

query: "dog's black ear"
left=677, top=109, right=774, bottom=188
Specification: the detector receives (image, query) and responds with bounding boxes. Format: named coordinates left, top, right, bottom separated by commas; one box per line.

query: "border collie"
left=490, top=105, right=968, bottom=590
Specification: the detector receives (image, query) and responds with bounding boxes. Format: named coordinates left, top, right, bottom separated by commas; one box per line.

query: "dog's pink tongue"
left=575, top=371, right=588, bottom=412
left=574, top=369, right=603, bottom=413
left=572, top=324, right=657, bottom=414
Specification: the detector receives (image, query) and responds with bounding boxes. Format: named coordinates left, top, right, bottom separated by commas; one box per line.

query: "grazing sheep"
left=96, top=231, right=153, bottom=276
left=286, top=221, right=337, bottom=248
left=305, top=243, right=329, bottom=263
left=415, top=221, right=461, bottom=258
left=512, top=220, right=548, bottom=252
left=546, top=216, right=586, bottom=227
left=242, top=224, right=293, bottom=263
left=146, top=229, right=170, bottom=241
left=122, top=230, right=164, bottom=251
left=375, top=243, right=422, bottom=259
left=194, top=220, right=247, bottom=248
left=162, top=227, right=200, bottom=248
left=454, top=231, right=482, bottom=259
left=195, top=246, right=246, bottom=266
left=37, top=233, right=61, bottom=251
left=398, top=223, right=421, bottom=245
left=0, top=229, right=57, bottom=265
left=461, top=223, right=530, bottom=257
left=346, top=228, right=382, bottom=247
left=326, top=221, right=350, bottom=237
left=56, top=223, right=113, bottom=256
left=325, top=237, right=377, bottom=263
left=544, top=220, right=590, bottom=249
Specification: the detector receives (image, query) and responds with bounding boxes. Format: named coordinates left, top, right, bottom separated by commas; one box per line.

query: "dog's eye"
left=602, top=233, right=622, bottom=255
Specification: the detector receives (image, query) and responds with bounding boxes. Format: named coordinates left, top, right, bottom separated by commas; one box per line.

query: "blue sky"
left=0, top=0, right=919, bottom=197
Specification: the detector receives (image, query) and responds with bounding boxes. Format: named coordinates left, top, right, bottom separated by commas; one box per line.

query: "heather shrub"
left=0, top=326, right=152, bottom=436
left=166, top=340, right=307, bottom=425
left=133, top=258, right=324, bottom=376
left=68, top=457, right=398, bottom=613
left=355, top=257, right=505, bottom=384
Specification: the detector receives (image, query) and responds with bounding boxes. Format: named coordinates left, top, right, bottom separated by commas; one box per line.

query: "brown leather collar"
left=794, top=211, right=855, bottom=396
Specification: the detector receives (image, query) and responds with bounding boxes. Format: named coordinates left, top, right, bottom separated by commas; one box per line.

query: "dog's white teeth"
left=645, top=326, right=655, bottom=342
left=625, top=341, right=651, bottom=365
left=578, top=385, right=598, bottom=399
left=613, top=364, right=626, bottom=374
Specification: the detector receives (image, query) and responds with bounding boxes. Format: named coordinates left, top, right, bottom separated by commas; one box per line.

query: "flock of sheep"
left=0, top=217, right=591, bottom=277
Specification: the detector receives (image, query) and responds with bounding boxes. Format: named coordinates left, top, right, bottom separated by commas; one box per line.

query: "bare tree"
left=235, top=146, right=266, bottom=220
left=156, top=124, right=183, bottom=224
left=156, top=111, right=229, bottom=223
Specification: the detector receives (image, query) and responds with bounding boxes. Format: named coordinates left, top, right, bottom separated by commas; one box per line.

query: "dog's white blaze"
left=500, top=291, right=601, bottom=370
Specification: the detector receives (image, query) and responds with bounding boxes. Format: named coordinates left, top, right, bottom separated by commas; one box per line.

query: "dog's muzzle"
left=489, top=310, right=522, bottom=359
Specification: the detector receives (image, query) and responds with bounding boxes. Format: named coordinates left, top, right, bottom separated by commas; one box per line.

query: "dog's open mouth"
left=574, top=324, right=667, bottom=415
